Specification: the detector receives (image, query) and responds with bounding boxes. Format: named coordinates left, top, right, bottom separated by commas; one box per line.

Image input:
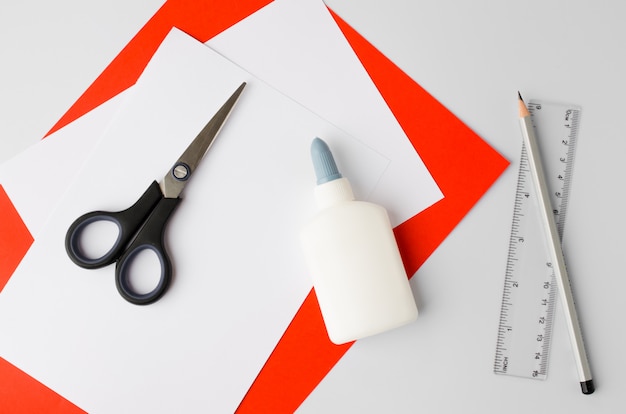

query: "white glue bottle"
left=300, top=138, right=418, bottom=344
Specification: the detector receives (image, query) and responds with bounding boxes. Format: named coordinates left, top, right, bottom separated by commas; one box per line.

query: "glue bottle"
left=300, top=138, right=418, bottom=345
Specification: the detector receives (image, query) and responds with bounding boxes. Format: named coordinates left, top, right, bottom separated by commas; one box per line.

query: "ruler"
left=494, top=100, right=581, bottom=380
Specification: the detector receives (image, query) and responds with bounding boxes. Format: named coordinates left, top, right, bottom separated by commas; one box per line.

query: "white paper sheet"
left=209, top=0, right=442, bottom=225
left=0, top=28, right=391, bottom=414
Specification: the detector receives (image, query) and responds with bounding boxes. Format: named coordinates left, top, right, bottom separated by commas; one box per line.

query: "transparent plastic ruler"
left=494, top=100, right=581, bottom=380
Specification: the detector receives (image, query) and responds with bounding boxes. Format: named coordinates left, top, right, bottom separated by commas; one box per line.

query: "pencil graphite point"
left=517, top=92, right=530, bottom=118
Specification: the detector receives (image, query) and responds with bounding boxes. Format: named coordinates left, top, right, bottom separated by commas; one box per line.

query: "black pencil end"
left=518, top=91, right=524, bottom=102
left=581, top=379, right=595, bottom=394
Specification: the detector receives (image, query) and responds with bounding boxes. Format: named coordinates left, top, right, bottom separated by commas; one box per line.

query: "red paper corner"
left=328, top=11, right=509, bottom=274
left=0, top=185, right=33, bottom=293
left=0, top=357, right=85, bottom=414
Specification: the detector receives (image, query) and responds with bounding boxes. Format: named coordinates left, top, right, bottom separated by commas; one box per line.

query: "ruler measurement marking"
left=494, top=100, right=581, bottom=380
left=556, top=109, right=579, bottom=238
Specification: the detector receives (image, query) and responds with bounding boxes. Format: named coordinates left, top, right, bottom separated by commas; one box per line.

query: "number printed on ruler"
left=494, top=100, right=581, bottom=380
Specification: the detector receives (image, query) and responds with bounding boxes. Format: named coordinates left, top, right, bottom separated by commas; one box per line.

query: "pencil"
left=517, top=92, right=594, bottom=394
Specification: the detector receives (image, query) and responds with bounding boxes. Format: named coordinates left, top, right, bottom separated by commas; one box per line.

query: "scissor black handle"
left=65, top=181, right=163, bottom=269
left=115, top=197, right=180, bottom=305
left=65, top=181, right=181, bottom=305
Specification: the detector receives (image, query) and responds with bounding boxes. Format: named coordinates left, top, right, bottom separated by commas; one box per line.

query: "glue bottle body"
left=301, top=174, right=418, bottom=345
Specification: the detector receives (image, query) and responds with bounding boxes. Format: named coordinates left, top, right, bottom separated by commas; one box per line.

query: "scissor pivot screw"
left=172, top=163, right=190, bottom=181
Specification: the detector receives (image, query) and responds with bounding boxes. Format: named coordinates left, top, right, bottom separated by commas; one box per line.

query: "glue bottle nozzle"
left=311, top=137, right=342, bottom=185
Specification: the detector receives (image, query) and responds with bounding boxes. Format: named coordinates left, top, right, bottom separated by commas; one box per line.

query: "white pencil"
left=518, top=92, right=594, bottom=394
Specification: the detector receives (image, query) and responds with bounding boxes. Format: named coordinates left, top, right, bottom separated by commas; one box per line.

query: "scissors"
left=65, top=82, right=246, bottom=305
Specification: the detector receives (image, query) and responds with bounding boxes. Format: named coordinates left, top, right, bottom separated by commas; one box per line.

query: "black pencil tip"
left=518, top=91, right=524, bottom=102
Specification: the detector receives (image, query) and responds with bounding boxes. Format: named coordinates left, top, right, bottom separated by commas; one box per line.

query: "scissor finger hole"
left=73, top=217, right=121, bottom=262
left=121, top=247, right=164, bottom=296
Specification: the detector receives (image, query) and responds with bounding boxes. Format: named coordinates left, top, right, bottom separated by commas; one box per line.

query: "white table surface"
left=1, top=1, right=625, bottom=412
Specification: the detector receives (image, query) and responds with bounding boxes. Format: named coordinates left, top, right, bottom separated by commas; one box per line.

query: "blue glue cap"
left=311, top=138, right=342, bottom=185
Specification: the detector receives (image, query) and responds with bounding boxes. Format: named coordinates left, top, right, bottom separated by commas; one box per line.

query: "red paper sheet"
left=0, top=186, right=33, bottom=293
left=0, top=358, right=84, bottom=414
left=0, top=0, right=508, bottom=411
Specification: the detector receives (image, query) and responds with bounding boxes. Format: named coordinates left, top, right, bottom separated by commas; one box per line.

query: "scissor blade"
left=161, top=82, right=246, bottom=198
